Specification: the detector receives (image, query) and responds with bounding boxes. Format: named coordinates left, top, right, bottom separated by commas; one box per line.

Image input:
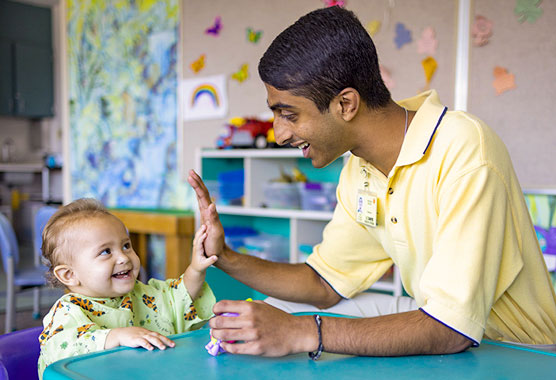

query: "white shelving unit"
left=196, top=148, right=402, bottom=296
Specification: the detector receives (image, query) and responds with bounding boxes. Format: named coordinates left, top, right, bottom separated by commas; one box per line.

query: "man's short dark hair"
left=258, top=6, right=391, bottom=113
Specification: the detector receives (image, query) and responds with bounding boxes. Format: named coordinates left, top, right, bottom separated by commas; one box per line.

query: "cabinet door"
left=13, top=43, right=54, bottom=118
left=0, top=40, right=13, bottom=115
left=0, top=1, right=52, bottom=46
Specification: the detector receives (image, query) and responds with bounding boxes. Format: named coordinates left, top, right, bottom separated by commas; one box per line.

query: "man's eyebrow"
left=267, top=101, right=295, bottom=111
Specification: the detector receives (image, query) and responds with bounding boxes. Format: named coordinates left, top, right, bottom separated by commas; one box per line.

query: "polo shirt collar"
left=356, top=90, right=447, bottom=173
left=394, top=90, right=447, bottom=167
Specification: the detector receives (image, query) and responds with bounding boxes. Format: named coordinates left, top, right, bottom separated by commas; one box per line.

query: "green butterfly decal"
left=247, top=27, right=262, bottom=43
left=514, top=0, right=543, bottom=23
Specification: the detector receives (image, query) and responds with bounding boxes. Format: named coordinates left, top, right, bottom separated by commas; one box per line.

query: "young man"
left=188, top=6, right=556, bottom=357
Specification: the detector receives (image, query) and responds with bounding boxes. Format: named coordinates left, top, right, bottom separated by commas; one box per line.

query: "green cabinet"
left=0, top=0, right=53, bottom=118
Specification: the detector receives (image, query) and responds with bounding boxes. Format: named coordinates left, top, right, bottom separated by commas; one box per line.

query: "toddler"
left=37, top=198, right=217, bottom=378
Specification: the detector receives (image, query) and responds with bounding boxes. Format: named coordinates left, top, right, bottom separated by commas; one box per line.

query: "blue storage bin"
left=224, top=226, right=257, bottom=253
left=218, top=169, right=244, bottom=205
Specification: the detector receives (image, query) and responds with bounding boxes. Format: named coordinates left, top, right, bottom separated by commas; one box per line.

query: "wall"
left=468, top=0, right=556, bottom=188
left=180, top=0, right=458, bottom=180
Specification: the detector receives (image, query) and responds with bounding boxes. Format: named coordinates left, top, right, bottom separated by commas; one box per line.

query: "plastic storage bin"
left=224, top=226, right=258, bottom=254
left=244, top=233, right=289, bottom=262
left=298, top=182, right=337, bottom=211
left=262, top=182, right=301, bottom=209
left=204, top=180, right=220, bottom=204
left=218, top=169, right=244, bottom=205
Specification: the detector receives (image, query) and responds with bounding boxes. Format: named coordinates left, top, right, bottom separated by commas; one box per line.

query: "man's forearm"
left=215, top=246, right=339, bottom=307
left=315, top=310, right=472, bottom=356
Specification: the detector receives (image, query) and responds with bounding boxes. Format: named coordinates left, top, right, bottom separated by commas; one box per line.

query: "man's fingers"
left=220, top=341, right=266, bottom=356
left=212, top=299, right=252, bottom=315
left=209, top=314, right=249, bottom=330
left=207, top=203, right=220, bottom=225
left=187, top=170, right=212, bottom=209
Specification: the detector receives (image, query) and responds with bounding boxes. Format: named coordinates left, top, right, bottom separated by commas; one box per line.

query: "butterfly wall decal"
left=190, top=54, right=205, bottom=74
left=246, top=27, right=262, bottom=43
left=394, top=22, right=412, bottom=49
left=323, top=0, right=345, bottom=7
left=232, top=64, right=249, bottom=83
left=205, top=16, right=222, bottom=36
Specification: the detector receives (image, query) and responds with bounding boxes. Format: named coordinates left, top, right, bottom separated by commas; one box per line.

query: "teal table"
left=44, top=329, right=556, bottom=379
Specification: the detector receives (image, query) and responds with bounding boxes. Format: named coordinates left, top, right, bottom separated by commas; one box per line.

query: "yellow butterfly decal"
left=232, top=63, right=249, bottom=83
left=190, top=54, right=205, bottom=74
left=367, top=20, right=381, bottom=37
left=247, top=27, right=262, bottom=43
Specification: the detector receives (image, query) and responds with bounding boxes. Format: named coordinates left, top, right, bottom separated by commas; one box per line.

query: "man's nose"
left=273, top=120, right=293, bottom=146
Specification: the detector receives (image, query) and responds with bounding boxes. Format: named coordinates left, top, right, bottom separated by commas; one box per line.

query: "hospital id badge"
left=356, top=190, right=377, bottom=227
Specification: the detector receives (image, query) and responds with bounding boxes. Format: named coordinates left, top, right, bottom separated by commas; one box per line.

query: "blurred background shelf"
left=196, top=148, right=403, bottom=298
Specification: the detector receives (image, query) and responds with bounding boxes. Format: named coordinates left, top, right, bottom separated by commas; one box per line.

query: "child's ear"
left=53, top=264, right=80, bottom=287
left=334, top=88, right=359, bottom=122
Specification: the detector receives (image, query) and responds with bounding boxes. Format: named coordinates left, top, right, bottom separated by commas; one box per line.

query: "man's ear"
left=335, top=88, right=360, bottom=122
left=53, top=264, right=79, bottom=287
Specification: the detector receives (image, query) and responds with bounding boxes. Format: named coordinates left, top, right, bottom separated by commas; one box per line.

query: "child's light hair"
left=42, top=198, right=112, bottom=287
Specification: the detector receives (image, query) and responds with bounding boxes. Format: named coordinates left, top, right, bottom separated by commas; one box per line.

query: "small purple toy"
left=205, top=312, right=238, bottom=356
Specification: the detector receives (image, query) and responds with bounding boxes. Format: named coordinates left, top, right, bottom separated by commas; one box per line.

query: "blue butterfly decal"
left=394, top=23, right=412, bottom=49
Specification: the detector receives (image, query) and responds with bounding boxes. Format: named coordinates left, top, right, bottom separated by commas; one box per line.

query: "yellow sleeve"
left=306, top=158, right=393, bottom=298
left=420, top=165, right=523, bottom=344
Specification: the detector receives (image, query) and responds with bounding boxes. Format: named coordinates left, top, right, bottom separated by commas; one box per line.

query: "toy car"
left=216, top=117, right=275, bottom=149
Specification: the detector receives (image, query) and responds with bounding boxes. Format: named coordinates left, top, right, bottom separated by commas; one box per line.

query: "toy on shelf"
left=205, top=299, right=253, bottom=356
left=216, top=117, right=277, bottom=149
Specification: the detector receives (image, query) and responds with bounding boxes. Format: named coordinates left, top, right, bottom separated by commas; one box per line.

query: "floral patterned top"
left=38, top=276, right=215, bottom=379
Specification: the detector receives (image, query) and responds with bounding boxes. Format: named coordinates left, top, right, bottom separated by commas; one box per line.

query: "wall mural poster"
left=67, top=0, right=193, bottom=209
left=182, top=74, right=228, bottom=121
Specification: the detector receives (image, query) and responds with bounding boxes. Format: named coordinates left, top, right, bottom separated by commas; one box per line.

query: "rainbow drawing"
left=191, top=83, right=220, bottom=107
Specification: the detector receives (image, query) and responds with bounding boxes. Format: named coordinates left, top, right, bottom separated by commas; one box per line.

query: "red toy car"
left=216, top=118, right=275, bottom=149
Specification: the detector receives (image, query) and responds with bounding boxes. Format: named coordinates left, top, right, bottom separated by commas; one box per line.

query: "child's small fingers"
left=138, top=338, right=154, bottom=351
left=145, top=334, right=170, bottom=350
left=159, top=335, right=176, bottom=347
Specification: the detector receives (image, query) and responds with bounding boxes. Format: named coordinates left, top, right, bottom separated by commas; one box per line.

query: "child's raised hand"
left=106, top=327, right=175, bottom=351
left=191, top=224, right=218, bottom=273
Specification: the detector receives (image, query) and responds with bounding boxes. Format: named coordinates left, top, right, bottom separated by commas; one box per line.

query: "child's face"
left=63, top=214, right=141, bottom=298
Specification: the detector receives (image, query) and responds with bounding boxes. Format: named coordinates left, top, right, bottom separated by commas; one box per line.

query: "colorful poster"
left=182, top=75, right=228, bottom=121
left=67, top=0, right=193, bottom=209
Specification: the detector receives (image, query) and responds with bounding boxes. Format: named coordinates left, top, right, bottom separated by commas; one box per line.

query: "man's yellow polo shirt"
left=306, top=90, right=556, bottom=345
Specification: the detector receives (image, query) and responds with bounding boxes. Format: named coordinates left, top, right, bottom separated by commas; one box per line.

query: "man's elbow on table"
left=425, top=316, right=474, bottom=355
left=309, top=276, right=343, bottom=310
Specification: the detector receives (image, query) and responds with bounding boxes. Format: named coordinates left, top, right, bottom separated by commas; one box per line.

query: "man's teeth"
left=114, top=271, right=128, bottom=275
left=298, top=142, right=309, bottom=149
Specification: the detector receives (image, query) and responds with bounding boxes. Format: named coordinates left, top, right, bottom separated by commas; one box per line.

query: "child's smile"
left=61, top=214, right=141, bottom=298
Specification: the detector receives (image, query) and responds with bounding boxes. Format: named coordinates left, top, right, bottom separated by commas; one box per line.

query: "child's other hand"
left=191, top=224, right=218, bottom=273
left=107, top=327, right=175, bottom=351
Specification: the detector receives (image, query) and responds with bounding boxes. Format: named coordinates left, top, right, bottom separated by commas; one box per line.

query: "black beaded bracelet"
left=308, top=314, right=323, bottom=360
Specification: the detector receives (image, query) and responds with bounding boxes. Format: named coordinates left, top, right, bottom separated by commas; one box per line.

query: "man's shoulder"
left=435, top=111, right=507, bottom=159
